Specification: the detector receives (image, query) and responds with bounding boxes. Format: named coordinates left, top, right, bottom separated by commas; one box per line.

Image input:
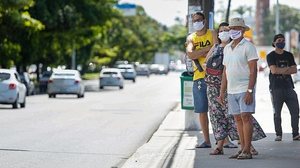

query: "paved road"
left=0, top=72, right=181, bottom=168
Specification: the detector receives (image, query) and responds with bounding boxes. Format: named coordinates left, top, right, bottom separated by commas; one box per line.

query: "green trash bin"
left=180, top=71, right=194, bottom=110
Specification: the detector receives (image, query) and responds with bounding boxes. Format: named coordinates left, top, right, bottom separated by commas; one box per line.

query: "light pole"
left=275, top=0, right=280, bottom=34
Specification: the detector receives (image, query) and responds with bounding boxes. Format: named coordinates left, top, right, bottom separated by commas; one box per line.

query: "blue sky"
left=119, top=0, right=300, bottom=27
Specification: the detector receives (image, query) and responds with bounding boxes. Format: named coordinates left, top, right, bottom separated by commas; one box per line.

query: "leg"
left=233, top=114, right=244, bottom=150
left=199, top=112, right=211, bottom=144
left=241, top=113, right=253, bottom=153
left=271, top=89, right=284, bottom=137
left=285, top=89, right=300, bottom=138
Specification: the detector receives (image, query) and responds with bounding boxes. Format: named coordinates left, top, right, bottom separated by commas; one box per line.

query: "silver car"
left=117, top=64, right=137, bottom=82
left=0, top=69, right=26, bottom=108
left=99, top=68, right=124, bottom=89
left=47, top=69, right=85, bottom=98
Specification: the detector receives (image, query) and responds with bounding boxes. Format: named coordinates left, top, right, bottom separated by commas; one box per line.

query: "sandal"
left=293, top=135, right=300, bottom=141
left=237, top=152, right=252, bottom=160
left=229, top=150, right=242, bottom=159
left=209, top=148, right=224, bottom=155
left=223, top=142, right=238, bottom=148
left=250, top=146, right=258, bottom=155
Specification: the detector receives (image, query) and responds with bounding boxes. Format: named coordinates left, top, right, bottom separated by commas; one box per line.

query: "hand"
left=244, top=92, right=253, bottom=105
left=217, top=94, right=226, bottom=107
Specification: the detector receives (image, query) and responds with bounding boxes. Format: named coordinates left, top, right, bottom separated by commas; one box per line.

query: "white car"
left=117, top=64, right=137, bottom=82
left=0, top=69, right=26, bottom=108
left=99, top=68, right=124, bottom=89
left=47, top=69, right=85, bottom=98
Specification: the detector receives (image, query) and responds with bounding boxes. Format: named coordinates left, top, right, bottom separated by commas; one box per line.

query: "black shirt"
left=266, top=50, right=296, bottom=89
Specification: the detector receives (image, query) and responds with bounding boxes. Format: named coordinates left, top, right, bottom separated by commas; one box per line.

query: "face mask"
left=193, top=21, right=204, bottom=31
left=275, top=42, right=285, bottom=49
left=229, top=30, right=242, bottom=40
left=218, top=31, right=230, bottom=42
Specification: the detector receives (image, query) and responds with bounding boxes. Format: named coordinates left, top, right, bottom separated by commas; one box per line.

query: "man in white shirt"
left=219, top=18, right=259, bottom=160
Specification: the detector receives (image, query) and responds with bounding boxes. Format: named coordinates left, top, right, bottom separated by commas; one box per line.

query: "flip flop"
left=195, top=142, right=211, bottom=148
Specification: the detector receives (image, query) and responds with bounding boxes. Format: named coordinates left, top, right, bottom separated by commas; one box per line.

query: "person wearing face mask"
left=186, top=12, right=218, bottom=148
left=219, top=18, right=262, bottom=159
left=205, top=22, right=266, bottom=155
left=266, top=34, right=300, bottom=142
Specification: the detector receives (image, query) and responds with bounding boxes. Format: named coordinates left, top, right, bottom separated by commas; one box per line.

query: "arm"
left=205, top=44, right=216, bottom=62
left=247, top=59, right=258, bottom=90
left=186, top=42, right=210, bottom=59
left=186, top=33, right=212, bottom=60
left=211, top=30, right=219, bottom=45
left=244, top=59, right=258, bottom=105
left=218, top=66, right=227, bottom=106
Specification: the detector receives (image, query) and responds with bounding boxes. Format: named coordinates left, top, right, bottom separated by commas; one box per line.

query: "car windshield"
left=0, top=73, right=10, bottom=81
left=103, top=72, right=118, bottom=75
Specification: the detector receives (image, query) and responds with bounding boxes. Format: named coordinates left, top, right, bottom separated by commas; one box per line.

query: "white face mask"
left=193, top=21, right=205, bottom=31
left=229, top=30, right=242, bottom=40
left=218, top=31, right=230, bottom=42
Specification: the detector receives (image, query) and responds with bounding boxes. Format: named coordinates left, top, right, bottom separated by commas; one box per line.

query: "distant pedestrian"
left=266, top=34, right=300, bottom=141
left=206, top=22, right=265, bottom=155
left=186, top=11, right=218, bottom=148
left=219, top=17, right=262, bottom=159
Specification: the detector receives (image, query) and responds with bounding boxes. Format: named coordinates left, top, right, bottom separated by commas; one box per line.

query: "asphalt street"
left=0, top=72, right=180, bottom=168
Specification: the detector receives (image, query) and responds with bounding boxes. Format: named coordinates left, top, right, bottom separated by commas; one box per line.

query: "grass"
left=82, top=72, right=99, bottom=80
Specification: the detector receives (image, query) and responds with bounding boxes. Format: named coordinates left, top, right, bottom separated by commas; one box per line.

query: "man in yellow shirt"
left=186, top=11, right=218, bottom=148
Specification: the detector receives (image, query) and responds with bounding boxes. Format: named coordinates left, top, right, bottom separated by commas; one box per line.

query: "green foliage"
left=263, top=4, right=300, bottom=45
left=0, top=0, right=187, bottom=71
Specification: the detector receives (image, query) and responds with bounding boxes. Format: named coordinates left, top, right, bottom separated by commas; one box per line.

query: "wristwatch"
left=247, top=89, right=253, bottom=93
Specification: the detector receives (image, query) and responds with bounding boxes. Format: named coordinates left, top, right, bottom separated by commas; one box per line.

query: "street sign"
left=116, top=3, right=136, bottom=16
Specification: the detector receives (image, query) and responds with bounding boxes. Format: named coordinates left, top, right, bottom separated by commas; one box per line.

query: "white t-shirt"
left=223, top=38, right=259, bottom=94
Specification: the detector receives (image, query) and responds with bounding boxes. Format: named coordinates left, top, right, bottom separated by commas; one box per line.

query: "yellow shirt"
left=190, top=30, right=213, bottom=81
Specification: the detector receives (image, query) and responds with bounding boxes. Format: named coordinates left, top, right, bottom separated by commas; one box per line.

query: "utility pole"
left=275, top=0, right=280, bottom=34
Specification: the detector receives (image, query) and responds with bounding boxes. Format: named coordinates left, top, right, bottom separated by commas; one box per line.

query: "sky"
left=118, top=0, right=300, bottom=27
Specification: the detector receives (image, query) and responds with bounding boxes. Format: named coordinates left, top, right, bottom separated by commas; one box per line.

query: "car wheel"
left=120, top=86, right=124, bottom=89
left=53, top=94, right=56, bottom=98
left=20, top=97, right=26, bottom=108
left=12, top=97, right=18, bottom=109
left=133, top=79, right=136, bottom=83
left=48, top=94, right=52, bottom=98
left=100, top=86, right=104, bottom=89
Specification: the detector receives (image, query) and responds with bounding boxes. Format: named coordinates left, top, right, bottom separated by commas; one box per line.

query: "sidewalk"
left=122, top=103, right=300, bottom=168
left=122, top=74, right=300, bottom=168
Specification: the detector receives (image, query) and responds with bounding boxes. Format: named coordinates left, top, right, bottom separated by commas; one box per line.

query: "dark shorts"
left=193, top=78, right=208, bottom=113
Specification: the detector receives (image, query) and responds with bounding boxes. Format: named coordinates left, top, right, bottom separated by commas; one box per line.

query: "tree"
left=262, top=4, right=300, bottom=45
left=0, top=0, right=43, bottom=68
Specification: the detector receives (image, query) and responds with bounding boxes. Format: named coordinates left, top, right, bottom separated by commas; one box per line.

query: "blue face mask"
left=275, top=42, right=285, bottom=49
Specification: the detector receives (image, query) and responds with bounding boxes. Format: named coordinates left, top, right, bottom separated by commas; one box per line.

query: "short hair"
left=192, top=12, right=205, bottom=20
left=272, top=34, right=285, bottom=47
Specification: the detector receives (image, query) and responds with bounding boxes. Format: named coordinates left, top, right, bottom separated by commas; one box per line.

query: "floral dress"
left=205, top=45, right=266, bottom=142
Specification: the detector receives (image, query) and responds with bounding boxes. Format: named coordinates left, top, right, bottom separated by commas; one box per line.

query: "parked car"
left=150, top=64, right=168, bottom=75
left=136, top=64, right=150, bottom=77
left=20, top=72, right=35, bottom=96
left=292, top=65, right=300, bottom=83
left=117, top=64, right=137, bottom=82
left=47, top=69, right=85, bottom=98
left=99, top=68, right=124, bottom=89
left=0, top=69, right=26, bottom=108
left=39, top=71, right=52, bottom=93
